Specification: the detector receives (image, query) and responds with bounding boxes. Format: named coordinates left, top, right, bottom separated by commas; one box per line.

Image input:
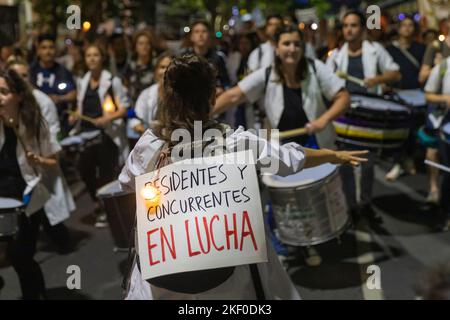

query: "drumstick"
left=424, top=160, right=450, bottom=173
left=336, top=71, right=365, bottom=87
left=67, top=111, right=97, bottom=125
left=278, top=127, right=308, bottom=139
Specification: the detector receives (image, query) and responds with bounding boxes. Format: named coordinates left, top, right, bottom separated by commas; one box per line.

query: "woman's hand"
left=68, top=112, right=79, bottom=126
left=133, top=123, right=145, bottom=134
left=330, top=150, right=369, bottom=167
left=306, top=118, right=328, bottom=134
left=94, top=115, right=111, bottom=128
left=26, top=151, right=58, bottom=167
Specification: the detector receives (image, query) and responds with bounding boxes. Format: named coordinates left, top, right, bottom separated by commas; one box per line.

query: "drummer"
left=326, top=10, right=401, bottom=222
left=424, top=55, right=450, bottom=231
left=69, top=44, right=129, bottom=228
left=213, top=25, right=350, bottom=150
left=385, top=16, right=426, bottom=182
left=0, top=68, right=61, bottom=299
left=7, top=56, right=75, bottom=254
left=119, top=54, right=368, bottom=299
left=130, top=52, right=174, bottom=135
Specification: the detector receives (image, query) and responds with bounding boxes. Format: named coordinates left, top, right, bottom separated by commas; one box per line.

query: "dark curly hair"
left=154, top=54, right=221, bottom=144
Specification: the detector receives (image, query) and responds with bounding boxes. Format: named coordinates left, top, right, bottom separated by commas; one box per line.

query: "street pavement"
left=0, top=162, right=449, bottom=300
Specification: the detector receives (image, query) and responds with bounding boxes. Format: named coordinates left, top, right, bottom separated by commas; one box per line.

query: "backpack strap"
left=263, top=66, right=271, bottom=93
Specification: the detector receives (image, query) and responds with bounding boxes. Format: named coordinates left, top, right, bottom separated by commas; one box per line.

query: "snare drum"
left=0, top=198, right=23, bottom=238
left=334, top=93, right=411, bottom=151
left=97, top=180, right=135, bottom=250
left=262, top=164, right=349, bottom=246
left=79, top=130, right=103, bottom=148
left=60, top=135, right=84, bottom=152
left=397, top=89, right=426, bottom=109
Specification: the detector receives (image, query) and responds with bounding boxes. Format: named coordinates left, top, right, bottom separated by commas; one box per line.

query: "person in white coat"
left=130, top=52, right=174, bottom=136
left=213, top=25, right=350, bottom=150
left=119, top=54, right=368, bottom=299
left=70, top=44, right=129, bottom=228
left=0, top=68, right=61, bottom=299
left=7, top=56, right=75, bottom=253
left=325, top=10, right=401, bottom=222
left=247, top=15, right=283, bottom=73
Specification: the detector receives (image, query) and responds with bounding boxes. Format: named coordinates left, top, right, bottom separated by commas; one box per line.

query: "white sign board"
left=135, top=151, right=268, bottom=281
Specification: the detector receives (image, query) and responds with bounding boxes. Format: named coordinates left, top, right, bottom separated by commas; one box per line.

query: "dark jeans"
left=42, top=215, right=72, bottom=252
left=7, top=209, right=46, bottom=300
left=78, top=133, right=119, bottom=201
left=439, top=140, right=450, bottom=220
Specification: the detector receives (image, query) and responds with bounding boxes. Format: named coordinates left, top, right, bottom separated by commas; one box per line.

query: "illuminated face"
left=85, top=46, right=103, bottom=71
left=276, top=32, right=303, bottom=66
left=343, top=14, right=364, bottom=42
left=136, top=35, right=151, bottom=58
left=399, top=19, right=415, bottom=38
left=190, top=23, right=210, bottom=48
left=0, top=77, right=21, bottom=123
left=37, top=40, right=56, bottom=64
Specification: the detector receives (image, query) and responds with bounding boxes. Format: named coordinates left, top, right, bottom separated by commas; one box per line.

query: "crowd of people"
left=0, top=9, right=449, bottom=300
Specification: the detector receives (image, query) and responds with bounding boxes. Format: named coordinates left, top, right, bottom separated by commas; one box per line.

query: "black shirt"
left=0, top=126, right=26, bottom=199
left=278, top=86, right=310, bottom=145
left=386, top=41, right=425, bottom=89
left=81, top=85, right=103, bottom=131
left=346, top=55, right=367, bottom=94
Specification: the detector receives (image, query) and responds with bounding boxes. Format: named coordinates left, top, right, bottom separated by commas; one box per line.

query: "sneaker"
left=95, top=213, right=109, bottom=228
left=385, top=163, right=404, bottom=182
left=425, top=191, right=440, bottom=205
left=304, top=247, right=322, bottom=267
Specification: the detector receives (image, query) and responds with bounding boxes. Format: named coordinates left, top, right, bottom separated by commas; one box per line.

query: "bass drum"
left=262, top=164, right=349, bottom=246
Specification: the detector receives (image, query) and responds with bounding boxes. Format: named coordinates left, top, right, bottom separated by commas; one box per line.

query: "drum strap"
left=392, top=41, right=420, bottom=69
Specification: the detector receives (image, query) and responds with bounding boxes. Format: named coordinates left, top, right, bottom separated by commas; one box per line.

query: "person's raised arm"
left=211, top=85, right=248, bottom=116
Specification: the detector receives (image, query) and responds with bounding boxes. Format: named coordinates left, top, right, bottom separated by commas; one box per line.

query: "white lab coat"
left=425, top=56, right=450, bottom=95
left=326, top=40, right=400, bottom=94
left=128, top=83, right=159, bottom=131
left=247, top=41, right=275, bottom=73
left=119, top=127, right=306, bottom=300
left=238, top=59, right=345, bottom=149
left=33, top=89, right=75, bottom=225
left=77, top=70, right=130, bottom=164
left=0, top=121, right=60, bottom=215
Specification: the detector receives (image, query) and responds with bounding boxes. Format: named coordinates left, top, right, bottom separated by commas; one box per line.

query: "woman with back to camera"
left=119, top=54, right=367, bottom=300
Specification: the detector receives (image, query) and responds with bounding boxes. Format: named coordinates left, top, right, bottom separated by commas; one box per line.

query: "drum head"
left=79, top=130, right=101, bottom=141
left=397, top=90, right=426, bottom=107
left=262, top=163, right=337, bottom=188
left=60, top=136, right=84, bottom=147
left=0, top=197, right=24, bottom=210
left=351, top=94, right=408, bottom=112
left=97, top=180, right=127, bottom=198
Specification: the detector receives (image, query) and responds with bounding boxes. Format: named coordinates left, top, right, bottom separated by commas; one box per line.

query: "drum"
left=79, top=130, right=103, bottom=148
left=334, top=93, right=411, bottom=151
left=262, top=164, right=349, bottom=246
left=60, top=135, right=84, bottom=152
left=97, top=180, right=135, bottom=250
left=0, top=198, right=23, bottom=238
left=441, top=122, right=450, bottom=144
left=396, top=89, right=426, bottom=109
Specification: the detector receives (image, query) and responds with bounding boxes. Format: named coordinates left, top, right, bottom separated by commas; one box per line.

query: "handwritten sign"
left=135, top=151, right=268, bottom=281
